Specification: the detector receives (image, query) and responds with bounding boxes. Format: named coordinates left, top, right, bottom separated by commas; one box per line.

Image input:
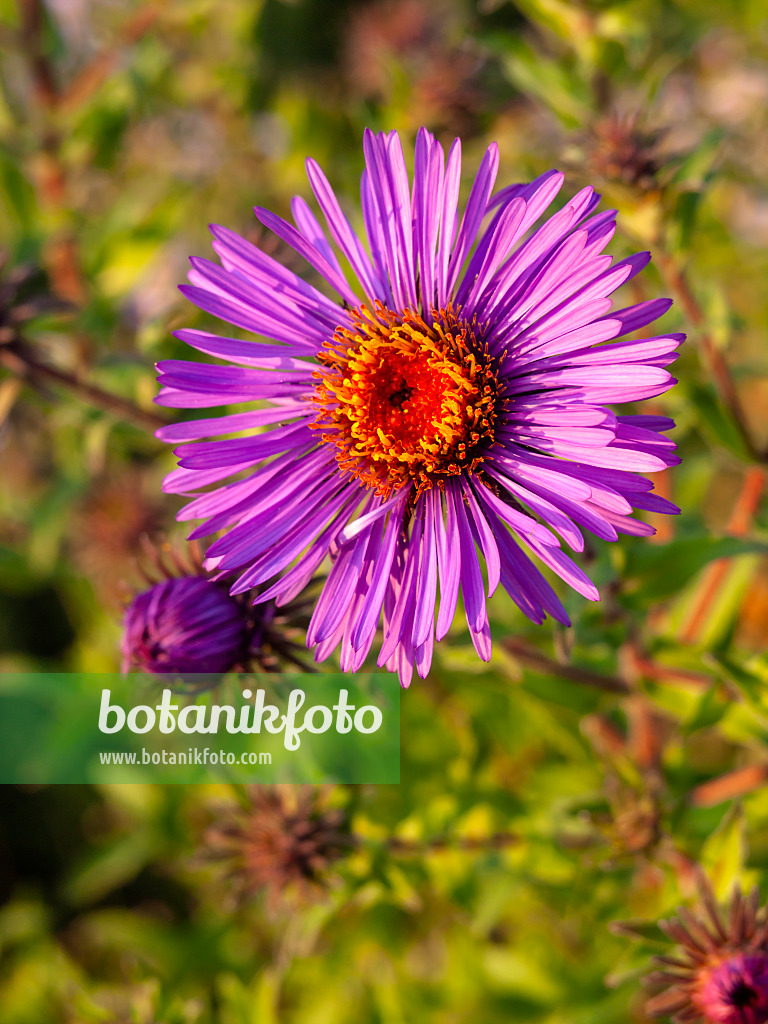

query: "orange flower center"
left=311, top=303, right=500, bottom=497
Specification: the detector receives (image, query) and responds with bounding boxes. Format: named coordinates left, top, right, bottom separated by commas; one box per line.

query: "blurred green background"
left=2, top=0, right=768, bottom=1021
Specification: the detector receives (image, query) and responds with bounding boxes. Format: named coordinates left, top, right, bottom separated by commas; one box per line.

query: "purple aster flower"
left=642, top=886, right=768, bottom=1024
left=697, top=954, right=768, bottom=1024
left=156, top=127, right=681, bottom=687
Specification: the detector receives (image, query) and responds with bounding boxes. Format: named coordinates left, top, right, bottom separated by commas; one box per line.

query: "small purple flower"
left=697, top=954, right=768, bottom=1024
left=122, top=576, right=249, bottom=674
left=157, top=127, right=682, bottom=687
left=642, top=885, right=768, bottom=1024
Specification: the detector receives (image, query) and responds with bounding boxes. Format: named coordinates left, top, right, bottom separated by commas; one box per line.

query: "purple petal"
left=445, top=141, right=499, bottom=297
left=412, top=128, right=445, bottom=317
left=254, top=205, right=360, bottom=306
left=435, top=138, right=462, bottom=307
left=362, top=129, right=417, bottom=309
left=453, top=486, right=492, bottom=661
left=435, top=484, right=461, bottom=640
left=378, top=517, right=423, bottom=664
left=209, top=223, right=342, bottom=324
left=412, top=489, right=439, bottom=647
left=352, top=496, right=407, bottom=650
left=305, top=156, right=390, bottom=304
left=156, top=402, right=308, bottom=443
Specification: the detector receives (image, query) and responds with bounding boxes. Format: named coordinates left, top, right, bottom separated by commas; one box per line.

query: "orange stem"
left=679, top=467, right=765, bottom=645
left=690, top=764, right=768, bottom=808
left=654, top=249, right=763, bottom=462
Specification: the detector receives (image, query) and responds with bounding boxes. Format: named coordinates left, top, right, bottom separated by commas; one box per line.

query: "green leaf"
left=668, top=129, right=725, bottom=189
left=488, top=35, right=591, bottom=128
left=623, top=534, right=765, bottom=601
left=683, top=685, right=728, bottom=735
left=700, top=803, right=746, bottom=899
left=686, top=383, right=752, bottom=461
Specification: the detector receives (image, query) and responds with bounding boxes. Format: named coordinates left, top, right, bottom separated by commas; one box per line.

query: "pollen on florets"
left=311, top=302, right=501, bottom=498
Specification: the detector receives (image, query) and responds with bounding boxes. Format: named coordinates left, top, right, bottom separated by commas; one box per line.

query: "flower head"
left=697, top=954, right=768, bottom=1024
left=588, top=112, right=662, bottom=193
left=644, top=886, right=768, bottom=1023
left=121, top=544, right=312, bottom=674
left=122, top=575, right=249, bottom=674
left=203, top=786, right=351, bottom=905
left=157, top=128, right=681, bottom=686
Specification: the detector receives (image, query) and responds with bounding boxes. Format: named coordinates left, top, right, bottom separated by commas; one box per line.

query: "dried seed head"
left=588, top=113, right=662, bottom=193
left=203, top=786, right=353, bottom=905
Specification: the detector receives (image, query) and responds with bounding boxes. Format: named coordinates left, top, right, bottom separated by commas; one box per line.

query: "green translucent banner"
left=0, top=673, right=400, bottom=784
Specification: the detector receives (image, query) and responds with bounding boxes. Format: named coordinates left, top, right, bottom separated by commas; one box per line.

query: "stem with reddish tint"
left=503, top=637, right=631, bottom=694
left=654, top=248, right=764, bottom=464
left=387, top=832, right=518, bottom=855
left=678, top=466, right=765, bottom=645
left=0, top=346, right=166, bottom=431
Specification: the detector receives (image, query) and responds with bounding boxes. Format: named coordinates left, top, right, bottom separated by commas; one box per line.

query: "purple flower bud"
left=121, top=576, right=248, bottom=674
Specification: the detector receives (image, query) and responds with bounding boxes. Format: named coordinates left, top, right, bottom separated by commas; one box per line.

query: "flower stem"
left=503, top=637, right=631, bottom=694
left=653, top=247, right=765, bottom=463
left=0, top=346, right=166, bottom=431
left=678, top=465, right=765, bottom=644
left=387, top=832, right=518, bottom=855
left=689, top=764, right=768, bottom=808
